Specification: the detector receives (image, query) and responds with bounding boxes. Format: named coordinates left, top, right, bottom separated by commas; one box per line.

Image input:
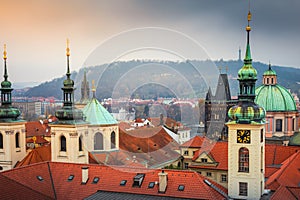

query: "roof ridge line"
left=47, top=162, right=57, bottom=199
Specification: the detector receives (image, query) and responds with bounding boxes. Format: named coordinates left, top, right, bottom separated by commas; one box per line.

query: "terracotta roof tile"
left=0, top=173, right=53, bottom=200
left=16, top=145, right=51, bottom=168
left=180, top=136, right=205, bottom=148
left=2, top=162, right=228, bottom=200
left=270, top=185, right=299, bottom=200
left=26, top=135, right=49, bottom=144
left=2, top=162, right=56, bottom=199
left=266, top=151, right=300, bottom=191
left=26, top=121, right=51, bottom=137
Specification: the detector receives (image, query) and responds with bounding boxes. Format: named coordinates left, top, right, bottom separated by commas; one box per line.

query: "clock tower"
left=226, top=11, right=266, bottom=199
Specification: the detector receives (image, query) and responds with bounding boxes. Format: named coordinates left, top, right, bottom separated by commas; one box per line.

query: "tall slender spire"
left=66, top=39, right=71, bottom=79
left=0, top=44, right=21, bottom=122
left=245, top=11, right=252, bottom=63
left=3, top=44, right=8, bottom=82
left=55, top=39, right=85, bottom=124
left=228, top=7, right=265, bottom=124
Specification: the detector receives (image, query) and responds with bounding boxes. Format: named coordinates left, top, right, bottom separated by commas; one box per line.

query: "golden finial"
left=3, top=44, right=7, bottom=60
left=92, top=80, right=96, bottom=92
left=247, top=11, right=252, bottom=22
left=66, top=38, right=70, bottom=56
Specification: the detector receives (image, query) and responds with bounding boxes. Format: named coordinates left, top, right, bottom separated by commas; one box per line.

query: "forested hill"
left=21, top=60, right=300, bottom=100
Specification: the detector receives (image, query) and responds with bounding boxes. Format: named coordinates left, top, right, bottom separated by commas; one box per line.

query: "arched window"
left=0, top=133, right=3, bottom=149
left=111, top=131, right=116, bottom=149
left=239, top=147, right=249, bottom=173
left=60, top=135, right=66, bottom=152
left=94, top=132, right=103, bottom=150
left=79, top=136, right=83, bottom=151
left=15, top=132, right=20, bottom=148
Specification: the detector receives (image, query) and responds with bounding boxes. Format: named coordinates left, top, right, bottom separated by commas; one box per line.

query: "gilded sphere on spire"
left=246, top=26, right=251, bottom=31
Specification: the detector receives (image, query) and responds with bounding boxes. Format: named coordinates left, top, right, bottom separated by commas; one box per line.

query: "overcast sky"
left=0, top=0, right=299, bottom=83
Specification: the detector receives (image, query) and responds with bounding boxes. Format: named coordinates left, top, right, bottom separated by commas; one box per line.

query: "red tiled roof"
left=265, top=144, right=300, bottom=166
left=270, top=186, right=300, bottom=200
left=91, top=126, right=180, bottom=168
left=3, top=162, right=56, bottom=199
left=266, top=151, right=300, bottom=191
left=180, top=136, right=205, bottom=148
left=16, top=145, right=99, bottom=167
left=16, top=145, right=51, bottom=168
left=26, top=121, right=51, bottom=137
left=0, top=173, right=52, bottom=200
left=190, top=141, right=228, bottom=171
left=2, top=162, right=228, bottom=200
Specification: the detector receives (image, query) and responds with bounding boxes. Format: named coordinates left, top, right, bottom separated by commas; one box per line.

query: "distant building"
left=204, top=73, right=236, bottom=139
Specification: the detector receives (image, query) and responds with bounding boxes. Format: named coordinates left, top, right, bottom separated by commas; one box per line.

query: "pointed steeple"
left=55, top=39, right=85, bottom=124
left=227, top=9, right=265, bottom=124
left=0, top=44, right=21, bottom=122
left=1, top=44, right=13, bottom=104
left=80, top=68, right=90, bottom=103
left=237, top=10, right=257, bottom=101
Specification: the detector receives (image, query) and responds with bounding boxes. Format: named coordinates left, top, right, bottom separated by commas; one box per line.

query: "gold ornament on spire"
left=246, top=12, right=252, bottom=31
left=92, top=80, right=96, bottom=92
left=66, top=38, right=70, bottom=56
left=3, top=44, right=7, bottom=60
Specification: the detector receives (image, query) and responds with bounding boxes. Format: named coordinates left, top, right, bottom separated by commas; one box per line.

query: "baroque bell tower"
left=0, top=45, right=26, bottom=171
left=226, top=10, right=266, bottom=199
left=50, top=39, right=89, bottom=164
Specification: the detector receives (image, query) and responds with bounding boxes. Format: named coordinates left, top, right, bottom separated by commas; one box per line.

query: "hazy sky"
left=0, top=0, right=299, bottom=83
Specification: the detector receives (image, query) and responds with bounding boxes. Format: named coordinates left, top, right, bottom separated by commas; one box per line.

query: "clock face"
left=237, top=130, right=251, bottom=143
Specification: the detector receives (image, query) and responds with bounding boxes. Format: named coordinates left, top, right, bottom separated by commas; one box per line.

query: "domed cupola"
left=255, top=64, right=297, bottom=112
left=55, top=39, right=86, bottom=124
left=0, top=44, right=21, bottom=122
left=228, top=11, right=265, bottom=124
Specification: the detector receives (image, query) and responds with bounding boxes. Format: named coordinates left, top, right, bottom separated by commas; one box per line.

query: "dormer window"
left=132, top=174, right=145, bottom=187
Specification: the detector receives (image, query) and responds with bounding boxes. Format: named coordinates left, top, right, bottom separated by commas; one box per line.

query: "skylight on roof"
left=120, top=180, right=127, bottom=186
left=178, top=185, right=185, bottom=191
left=67, top=175, right=74, bottom=181
left=148, top=182, right=155, bottom=188
left=92, top=177, right=100, bottom=184
left=37, top=176, right=44, bottom=181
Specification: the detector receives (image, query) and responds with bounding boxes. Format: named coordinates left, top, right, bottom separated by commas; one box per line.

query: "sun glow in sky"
left=0, top=0, right=299, bottom=83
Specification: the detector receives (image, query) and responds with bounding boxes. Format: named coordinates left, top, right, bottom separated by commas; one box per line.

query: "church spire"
left=0, top=44, right=21, bottom=122
left=66, top=39, right=71, bottom=79
left=55, top=39, right=85, bottom=123
left=245, top=11, right=252, bottom=64
left=228, top=8, right=265, bottom=124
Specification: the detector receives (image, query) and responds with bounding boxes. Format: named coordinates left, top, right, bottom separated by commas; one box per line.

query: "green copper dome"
left=238, top=45, right=257, bottom=80
left=228, top=101, right=265, bottom=124
left=83, top=98, right=117, bottom=125
left=263, top=68, right=276, bottom=76
left=255, top=85, right=297, bottom=112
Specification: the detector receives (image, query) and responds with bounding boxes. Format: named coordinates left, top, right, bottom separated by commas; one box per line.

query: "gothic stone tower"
left=0, top=45, right=26, bottom=171
left=226, top=11, right=266, bottom=199
left=50, top=40, right=89, bottom=164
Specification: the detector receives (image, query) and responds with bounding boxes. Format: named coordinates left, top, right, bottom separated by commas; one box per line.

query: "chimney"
left=81, top=166, right=89, bottom=184
left=158, top=170, right=168, bottom=193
